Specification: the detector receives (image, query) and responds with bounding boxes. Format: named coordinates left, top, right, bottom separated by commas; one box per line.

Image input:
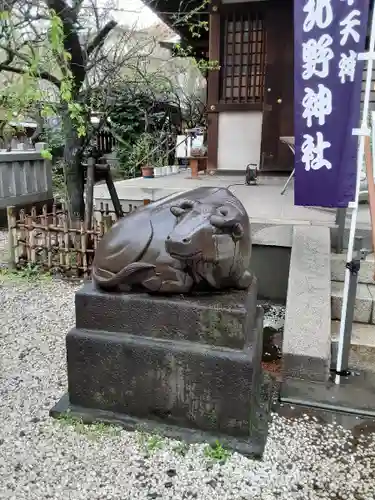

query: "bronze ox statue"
left=92, top=187, right=252, bottom=294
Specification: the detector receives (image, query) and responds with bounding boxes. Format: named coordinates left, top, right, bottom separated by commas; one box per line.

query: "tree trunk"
left=62, top=115, right=85, bottom=223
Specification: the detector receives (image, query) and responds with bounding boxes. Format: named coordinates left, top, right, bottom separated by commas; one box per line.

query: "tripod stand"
left=279, top=137, right=296, bottom=195
left=84, top=155, right=124, bottom=231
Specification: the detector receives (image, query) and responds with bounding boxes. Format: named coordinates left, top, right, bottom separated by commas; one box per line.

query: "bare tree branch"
left=0, top=62, right=62, bottom=87
left=87, top=20, right=117, bottom=56
left=72, top=0, right=85, bottom=14
left=0, top=43, right=32, bottom=65
left=0, top=41, right=62, bottom=87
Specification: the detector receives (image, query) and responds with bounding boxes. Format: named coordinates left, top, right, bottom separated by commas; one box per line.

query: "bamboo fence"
left=6, top=202, right=132, bottom=277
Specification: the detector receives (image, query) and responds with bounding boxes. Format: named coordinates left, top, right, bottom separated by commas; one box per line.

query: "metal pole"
left=336, top=5, right=375, bottom=379
left=335, top=207, right=347, bottom=254
left=84, top=157, right=95, bottom=231
left=105, top=167, right=124, bottom=219
left=281, top=169, right=295, bottom=195
left=336, top=236, right=363, bottom=375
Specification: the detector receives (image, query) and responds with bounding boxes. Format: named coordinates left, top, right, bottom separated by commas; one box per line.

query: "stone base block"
left=75, top=280, right=258, bottom=350
left=51, top=282, right=272, bottom=457
left=51, top=369, right=274, bottom=457
left=67, top=308, right=264, bottom=435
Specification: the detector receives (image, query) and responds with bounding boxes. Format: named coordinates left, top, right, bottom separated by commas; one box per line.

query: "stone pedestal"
left=51, top=278, right=272, bottom=457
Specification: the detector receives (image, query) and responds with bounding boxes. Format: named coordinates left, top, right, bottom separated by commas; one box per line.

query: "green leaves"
left=40, top=104, right=55, bottom=119
left=46, top=11, right=86, bottom=138
left=48, top=10, right=65, bottom=52
left=40, top=149, right=53, bottom=161
left=77, top=124, right=86, bottom=138
left=0, top=10, right=9, bottom=21
left=60, top=79, right=73, bottom=102
left=0, top=7, right=87, bottom=149
left=67, top=102, right=86, bottom=137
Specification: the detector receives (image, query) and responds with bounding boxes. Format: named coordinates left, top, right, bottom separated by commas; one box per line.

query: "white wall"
left=217, top=111, right=263, bottom=171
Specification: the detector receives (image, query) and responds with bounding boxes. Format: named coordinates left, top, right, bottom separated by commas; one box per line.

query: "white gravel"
left=0, top=230, right=8, bottom=266
left=1, top=276, right=375, bottom=500
left=262, top=303, right=285, bottom=331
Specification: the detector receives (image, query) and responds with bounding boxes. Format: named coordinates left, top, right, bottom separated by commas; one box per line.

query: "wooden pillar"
left=189, top=157, right=208, bottom=178
left=207, top=2, right=221, bottom=172
left=190, top=158, right=199, bottom=178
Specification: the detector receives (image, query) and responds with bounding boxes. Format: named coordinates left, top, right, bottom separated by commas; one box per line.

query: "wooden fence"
left=6, top=202, right=130, bottom=277
left=96, top=129, right=116, bottom=154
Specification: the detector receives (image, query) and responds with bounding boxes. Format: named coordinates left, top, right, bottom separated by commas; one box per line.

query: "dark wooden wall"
left=260, top=0, right=294, bottom=171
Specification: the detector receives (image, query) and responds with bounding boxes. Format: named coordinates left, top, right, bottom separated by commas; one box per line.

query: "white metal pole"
left=335, top=4, right=375, bottom=380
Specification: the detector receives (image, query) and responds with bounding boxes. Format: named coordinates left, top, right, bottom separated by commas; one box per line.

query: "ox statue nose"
left=166, top=234, right=195, bottom=257
left=167, top=235, right=191, bottom=244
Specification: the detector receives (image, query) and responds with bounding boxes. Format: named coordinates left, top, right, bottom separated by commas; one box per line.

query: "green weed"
left=56, top=411, right=122, bottom=439
left=204, top=440, right=231, bottom=463
left=137, top=429, right=164, bottom=455
left=172, top=441, right=190, bottom=457
left=0, top=263, right=52, bottom=283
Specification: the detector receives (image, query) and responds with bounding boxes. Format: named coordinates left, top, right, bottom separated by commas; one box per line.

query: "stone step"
left=331, top=252, right=375, bottom=285
left=331, top=281, right=375, bottom=324
left=331, top=321, right=375, bottom=372
left=331, top=320, right=375, bottom=348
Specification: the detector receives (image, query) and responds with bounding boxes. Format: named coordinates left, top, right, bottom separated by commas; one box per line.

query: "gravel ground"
left=1, top=276, right=375, bottom=500
left=0, top=230, right=8, bottom=265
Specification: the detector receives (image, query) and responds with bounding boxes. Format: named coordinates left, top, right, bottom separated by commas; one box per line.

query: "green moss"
left=200, top=309, right=242, bottom=345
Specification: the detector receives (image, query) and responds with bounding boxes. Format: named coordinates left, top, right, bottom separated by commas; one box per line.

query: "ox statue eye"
left=219, top=207, right=229, bottom=216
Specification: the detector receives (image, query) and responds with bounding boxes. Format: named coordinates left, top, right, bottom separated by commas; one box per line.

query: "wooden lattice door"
left=220, top=10, right=266, bottom=105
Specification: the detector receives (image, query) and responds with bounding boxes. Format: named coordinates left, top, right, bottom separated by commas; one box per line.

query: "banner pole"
left=367, top=116, right=375, bottom=273
left=335, top=4, right=375, bottom=380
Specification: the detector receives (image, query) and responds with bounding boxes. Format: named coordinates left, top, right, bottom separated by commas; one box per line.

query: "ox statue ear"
left=170, top=206, right=185, bottom=217
left=210, top=215, right=244, bottom=241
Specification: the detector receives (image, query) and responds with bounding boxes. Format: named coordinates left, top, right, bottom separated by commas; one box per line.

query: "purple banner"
left=294, top=0, right=370, bottom=207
